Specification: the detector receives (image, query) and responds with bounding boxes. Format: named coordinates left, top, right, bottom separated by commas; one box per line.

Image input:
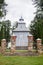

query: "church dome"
left=19, top=16, right=24, bottom=21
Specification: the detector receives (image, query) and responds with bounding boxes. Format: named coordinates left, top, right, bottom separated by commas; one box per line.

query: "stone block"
left=10, top=36, right=17, bottom=54
left=28, top=46, right=33, bottom=51
left=28, top=36, right=33, bottom=51
left=36, top=38, right=42, bottom=50
left=1, top=39, right=6, bottom=54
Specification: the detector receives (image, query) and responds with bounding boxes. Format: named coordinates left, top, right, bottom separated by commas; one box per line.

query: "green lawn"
left=0, top=54, right=43, bottom=65
left=6, top=49, right=28, bottom=52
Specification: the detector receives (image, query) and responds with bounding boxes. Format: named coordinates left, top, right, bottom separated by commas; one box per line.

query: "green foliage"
left=0, top=20, right=11, bottom=45
left=0, top=0, right=7, bottom=18
left=0, top=0, right=4, bottom=4
left=32, top=0, right=43, bottom=15
left=30, top=16, right=43, bottom=44
left=30, top=0, right=43, bottom=44
left=0, top=0, right=4, bottom=17
left=0, top=11, right=4, bottom=17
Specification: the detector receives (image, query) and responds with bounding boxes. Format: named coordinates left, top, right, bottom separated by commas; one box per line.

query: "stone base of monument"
left=28, top=46, right=33, bottom=51
left=10, top=46, right=16, bottom=54
left=38, top=50, right=43, bottom=54
left=1, top=49, right=6, bottom=54
left=1, top=39, right=6, bottom=54
left=3, top=51, right=39, bottom=56
left=10, top=49, right=16, bottom=54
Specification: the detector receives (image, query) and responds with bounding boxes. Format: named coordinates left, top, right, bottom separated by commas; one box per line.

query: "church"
left=9, top=17, right=33, bottom=50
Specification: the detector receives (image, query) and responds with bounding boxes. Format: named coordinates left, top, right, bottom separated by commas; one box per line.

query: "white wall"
left=13, top=32, right=29, bottom=46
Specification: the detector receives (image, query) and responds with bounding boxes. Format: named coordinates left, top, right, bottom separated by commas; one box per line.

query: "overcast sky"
left=5, top=0, right=36, bottom=27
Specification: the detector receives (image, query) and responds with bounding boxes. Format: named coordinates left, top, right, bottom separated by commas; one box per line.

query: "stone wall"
left=41, top=45, right=43, bottom=50
left=36, top=38, right=43, bottom=54
left=0, top=37, right=43, bottom=55
left=16, top=46, right=28, bottom=50
left=1, top=39, right=6, bottom=54
left=28, top=35, right=33, bottom=51
left=11, top=36, right=17, bottom=54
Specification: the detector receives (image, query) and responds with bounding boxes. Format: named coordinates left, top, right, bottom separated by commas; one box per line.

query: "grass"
left=6, top=49, right=28, bottom=52
left=6, top=49, right=37, bottom=52
left=0, top=54, right=43, bottom=65
left=16, top=50, right=28, bottom=52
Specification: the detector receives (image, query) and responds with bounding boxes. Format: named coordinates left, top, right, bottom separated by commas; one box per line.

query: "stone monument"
left=1, top=39, right=6, bottom=54
left=36, top=38, right=42, bottom=53
left=11, top=35, right=17, bottom=54
left=28, top=35, right=33, bottom=51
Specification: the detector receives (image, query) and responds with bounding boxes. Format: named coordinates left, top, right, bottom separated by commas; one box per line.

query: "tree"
left=30, top=0, right=43, bottom=44
left=0, top=0, right=7, bottom=18
left=5, top=20, right=11, bottom=42
left=0, top=20, right=11, bottom=45
left=32, top=0, right=43, bottom=15
left=30, top=14, right=43, bottom=44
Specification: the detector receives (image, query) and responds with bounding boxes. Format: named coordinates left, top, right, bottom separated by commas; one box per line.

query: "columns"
left=36, top=38, right=42, bottom=53
left=11, top=36, right=17, bottom=54
left=1, top=39, right=6, bottom=54
left=28, top=35, right=33, bottom=51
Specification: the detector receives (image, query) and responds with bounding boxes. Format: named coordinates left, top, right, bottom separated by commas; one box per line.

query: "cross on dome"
left=19, top=16, right=24, bottom=21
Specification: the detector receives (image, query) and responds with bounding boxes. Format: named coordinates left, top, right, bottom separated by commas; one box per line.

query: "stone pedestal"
left=11, top=36, right=17, bottom=54
left=1, top=39, right=6, bottom=54
left=36, top=38, right=42, bottom=53
left=28, top=35, right=33, bottom=51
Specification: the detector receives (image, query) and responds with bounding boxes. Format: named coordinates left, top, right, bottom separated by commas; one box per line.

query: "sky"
left=5, top=0, right=36, bottom=27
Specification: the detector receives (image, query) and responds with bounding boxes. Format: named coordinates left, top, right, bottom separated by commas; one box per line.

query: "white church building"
left=8, top=17, right=33, bottom=50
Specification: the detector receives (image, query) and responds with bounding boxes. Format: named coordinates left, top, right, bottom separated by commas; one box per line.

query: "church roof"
left=13, top=27, right=29, bottom=32
left=13, top=17, right=30, bottom=32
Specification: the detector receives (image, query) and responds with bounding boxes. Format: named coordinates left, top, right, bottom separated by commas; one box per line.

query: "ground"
left=0, top=54, right=43, bottom=65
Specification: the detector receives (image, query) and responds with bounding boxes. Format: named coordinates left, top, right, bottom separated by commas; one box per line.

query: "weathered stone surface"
left=1, top=39, right=6, bottom=54
left=37, top=38, right=42, bottom=50
left=36, top=38, right=42, bottom=54
left=11, top=36, right=16, bottom=54
left=38, top=50, right=43, bottom=54
left=28, top=46, right=33, bottom=51
left=28, top=36, right=33, bottom=51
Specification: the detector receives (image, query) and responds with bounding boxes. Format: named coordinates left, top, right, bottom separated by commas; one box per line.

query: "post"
left=36, top=38, right=42, bottom=53
left=1, top=39, right=6, bottom=54
left=28, top=35, right=33, bottom=51
left=11, top=36, right=17, bottom=54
